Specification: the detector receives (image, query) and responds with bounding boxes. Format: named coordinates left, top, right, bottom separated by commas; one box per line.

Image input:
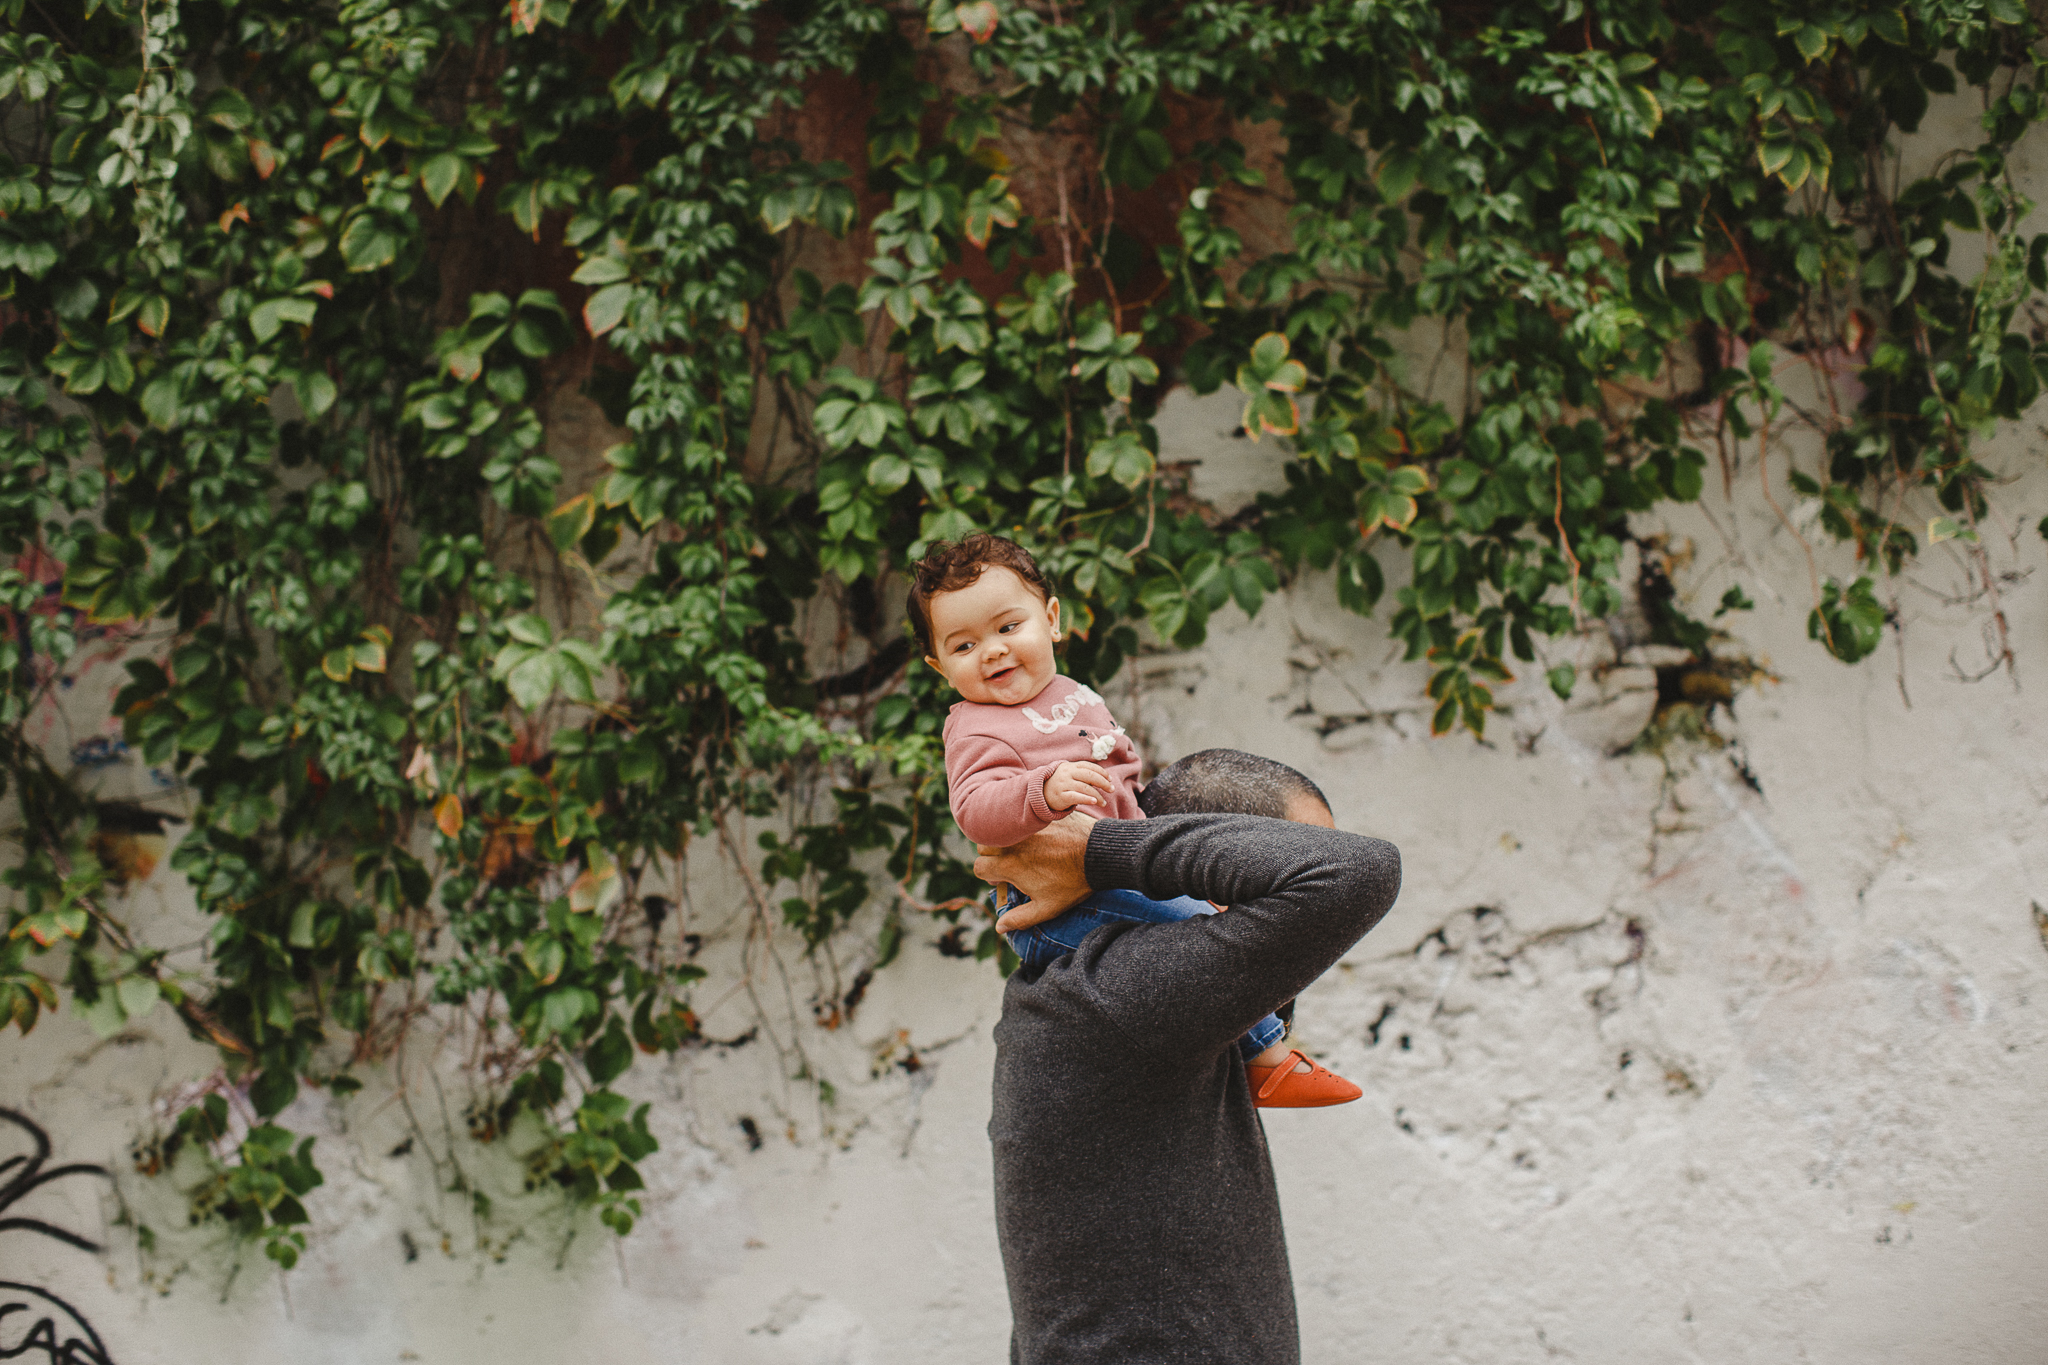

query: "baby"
left=909, top=532, right=1360, bottom=1108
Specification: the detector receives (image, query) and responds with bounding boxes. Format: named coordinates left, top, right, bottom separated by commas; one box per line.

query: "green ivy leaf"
left=249, top=297, right=318, bottom=343
left=294, top=370, right=338, bottom=418
left=523, top=936, right=566, bottom=984
left=419, top=153, right=464, bottom=208
left=506, top=614, right=552, bottom=646
left=583, top=284, right=632, bottom=337
left=339, top=215, right=400, bottom=273
left=571, top=255, right=631, bottom=286
left=541, top=987, right=594, bottom=1039
left=585, top=1017, right=633, bottom=1084
left=139, top=376, right=181, bottom=429
left=549, top=493, right=596, bottom=552
left=867, top=453, right=911, bottom=492
left=114, top=974, right=159, bottom=1022
left=504, top=651, right=560, bottom=710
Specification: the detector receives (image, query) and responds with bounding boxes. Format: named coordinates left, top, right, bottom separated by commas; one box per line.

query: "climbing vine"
left=1, top=0, right=2042, bottom=1265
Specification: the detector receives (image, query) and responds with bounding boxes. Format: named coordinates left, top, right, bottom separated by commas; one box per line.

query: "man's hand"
left=1043, top=760, right=1113, bottom=812
left=976, top=813, right=1098, bottom=932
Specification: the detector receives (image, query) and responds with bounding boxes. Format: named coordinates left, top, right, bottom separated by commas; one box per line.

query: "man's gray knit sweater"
left=989, top=814, right=1402, bottom=1364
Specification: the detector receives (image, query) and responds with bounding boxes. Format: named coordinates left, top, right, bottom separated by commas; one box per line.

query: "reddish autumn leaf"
left=435, top=793, right=464, bottom=838
left=956, top=1, right=999, bottom=41
left=307, top=281, right=334, bottom=299
left=135, top=296, right=169, bottom=337
left=480, top=820, right=536, bottom=882
left=568, top=855, right=617, bottom=913
left=509, top=0, right=542, bottom=33
left=92, top=829, right=165, bottom=885
left=248, top=139, right=278, bottom=179
left=218, top=203, right=250, bottom=233
left=1843, top=308, right=1871, bottom=355
left=319, top=134, right=349, bottom=160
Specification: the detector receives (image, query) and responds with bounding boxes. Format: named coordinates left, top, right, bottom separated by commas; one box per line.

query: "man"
left=976, top=749, right=1403, bottom=1364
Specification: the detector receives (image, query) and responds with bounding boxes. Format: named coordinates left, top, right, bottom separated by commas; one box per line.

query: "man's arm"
left=990, top=814, right=1401, bottom=1055
left=978, top=813, right=1096, bottom=928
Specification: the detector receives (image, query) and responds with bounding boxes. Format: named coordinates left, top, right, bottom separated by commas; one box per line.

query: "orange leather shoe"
left=1247, top=1049, right=1362, bottom=1108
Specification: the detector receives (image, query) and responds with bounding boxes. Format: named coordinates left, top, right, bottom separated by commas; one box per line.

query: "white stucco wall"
left=8, top=375, right=2044, bottom=1364
left=7, top=104, right=2048, bottom=1365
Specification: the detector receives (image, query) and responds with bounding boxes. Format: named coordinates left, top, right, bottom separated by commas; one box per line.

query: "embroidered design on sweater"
left=1022, top=683, right=1104, bottom=734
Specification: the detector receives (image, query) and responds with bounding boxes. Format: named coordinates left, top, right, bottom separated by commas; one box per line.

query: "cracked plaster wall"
left=8, top=112, right=2048, bottom=1365
left=9, top=386, right=2045, bottom=1365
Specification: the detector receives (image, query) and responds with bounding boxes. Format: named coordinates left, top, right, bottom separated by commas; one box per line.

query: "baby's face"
left=925, top=566, right=1062, bottom=706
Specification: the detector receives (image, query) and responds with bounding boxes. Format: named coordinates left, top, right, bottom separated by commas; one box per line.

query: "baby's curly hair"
left=907, top=534, right=1052, bottom=654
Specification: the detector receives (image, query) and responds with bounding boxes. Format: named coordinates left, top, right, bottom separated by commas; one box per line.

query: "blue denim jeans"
left=997, top=885, right=1288, bottom=1062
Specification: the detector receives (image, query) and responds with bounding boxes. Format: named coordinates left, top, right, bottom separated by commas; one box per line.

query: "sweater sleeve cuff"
left=1025, top=764, right=1060, bottom=825
left=1082, top=818, right=1151, bottom=893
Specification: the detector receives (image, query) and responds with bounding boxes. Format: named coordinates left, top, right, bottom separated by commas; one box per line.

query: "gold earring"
left=1051, top=630, right=1061, bottom=641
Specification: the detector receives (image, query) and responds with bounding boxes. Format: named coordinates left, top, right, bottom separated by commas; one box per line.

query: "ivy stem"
left=1710, top=211, right=1751, bottom=280
left=27, top=0, right=79, bottom=49
left=135, top=0, right=152, bottom=95
left=1873, top=463, right=1915, bottom=707
left=1755, top=399, right=1830, bottom=652
left=1128, top=481, right=1157, bottom=558
left=1553, top=456, right=1582, bottom=625
left=712, top=809, right=806, bottom=1080
left=1887, top=192, right=2015, bottom=681
left=1959, top=495, right=2015, bottom=681
left=1055, top=166, right=1077, bottom=282
left=889, top=882, right=978, bottom=917
left=1056, top=169, right=1079, bottom=475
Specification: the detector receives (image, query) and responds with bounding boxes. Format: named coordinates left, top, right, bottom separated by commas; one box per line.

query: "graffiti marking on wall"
left=0, top=1110, right=111, bottom=1255
left=0, top=1283, right=114, bottom=1365
left=0, top=1111, right=118, bottom=1363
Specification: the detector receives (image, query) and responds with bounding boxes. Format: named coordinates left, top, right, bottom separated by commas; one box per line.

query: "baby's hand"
left=1044, top=760, right=1114, bottom=813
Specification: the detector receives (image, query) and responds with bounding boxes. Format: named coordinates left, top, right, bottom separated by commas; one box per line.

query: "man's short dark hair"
left=1137, top=749, right=1330, bottom=820
left=907, top=533, right=1052, bottom=654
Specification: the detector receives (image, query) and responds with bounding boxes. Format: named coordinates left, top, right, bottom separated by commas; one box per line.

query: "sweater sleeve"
left=1075, top=814, right=1402, bottom=1055
left=946, top=730, right=1064, bottom=848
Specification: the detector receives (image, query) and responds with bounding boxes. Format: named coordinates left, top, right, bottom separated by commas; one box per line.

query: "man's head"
left=910, top=534, right=1063, bottom=707
left=1137, top=749, right=1333, bottom=827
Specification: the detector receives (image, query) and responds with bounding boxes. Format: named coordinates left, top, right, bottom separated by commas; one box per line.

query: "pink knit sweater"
left=942, top=675, right=1144, bottom=848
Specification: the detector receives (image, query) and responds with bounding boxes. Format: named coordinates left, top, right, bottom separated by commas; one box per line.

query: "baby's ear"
left=923, top=655, right=948, bottom=680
